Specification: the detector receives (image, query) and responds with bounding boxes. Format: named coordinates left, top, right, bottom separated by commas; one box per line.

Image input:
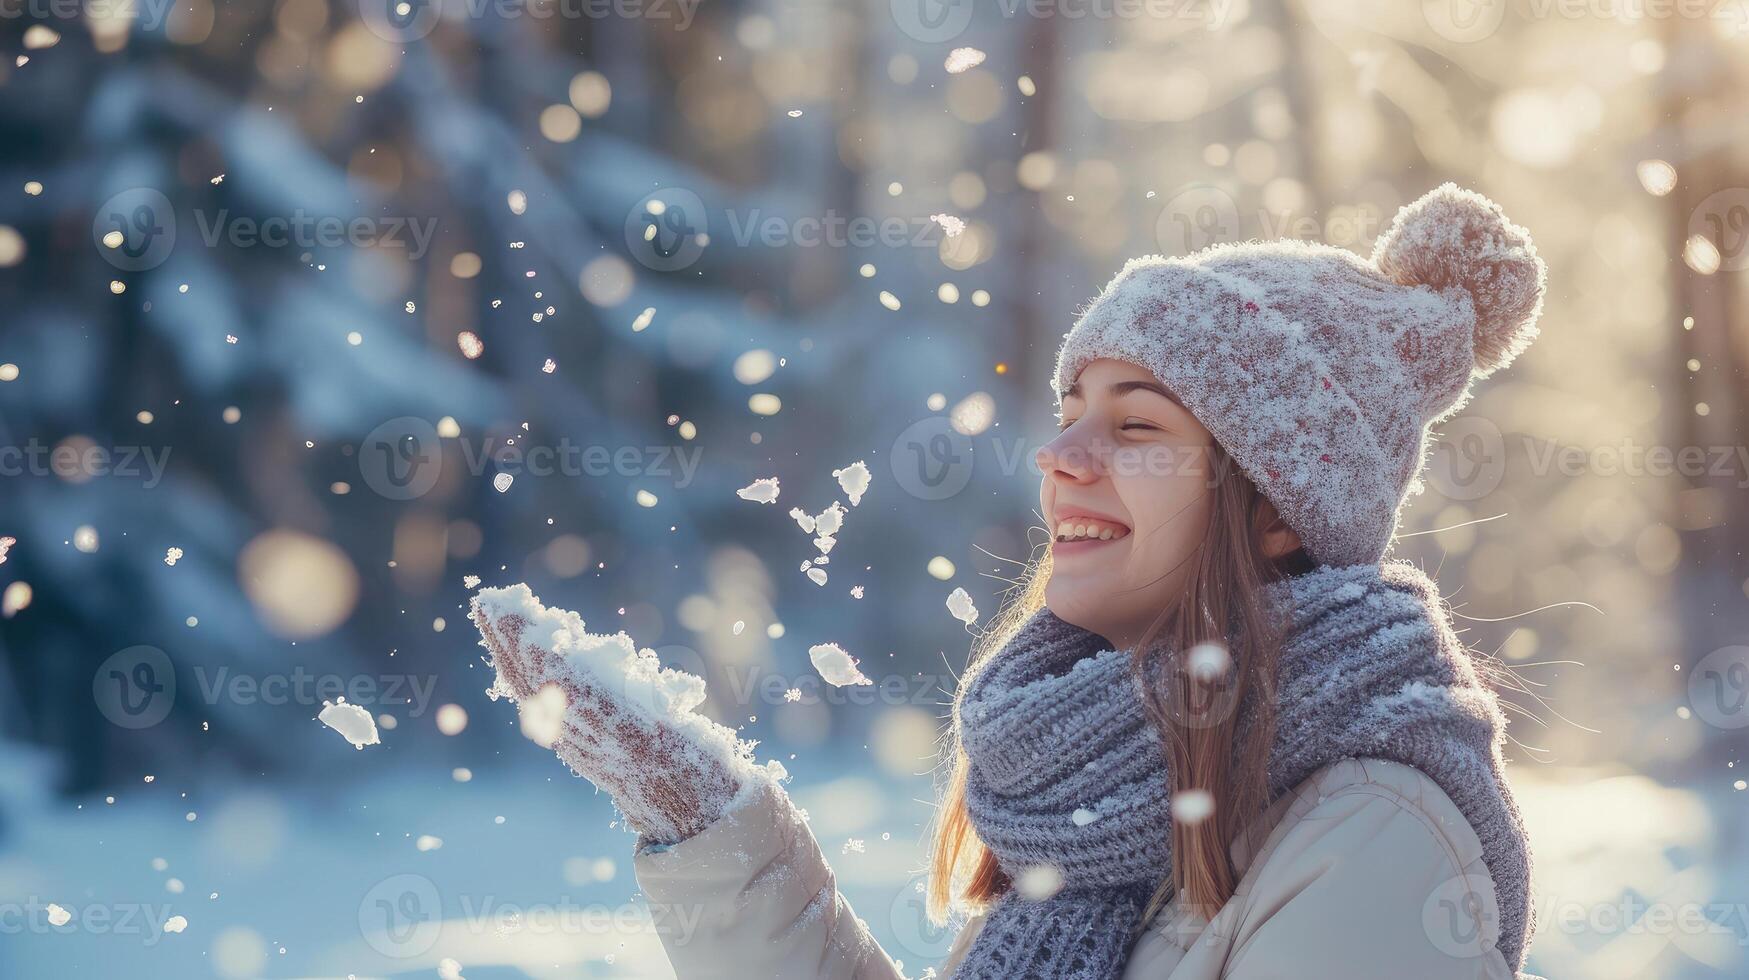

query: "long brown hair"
left=927, top=443, right=1313, bottom=926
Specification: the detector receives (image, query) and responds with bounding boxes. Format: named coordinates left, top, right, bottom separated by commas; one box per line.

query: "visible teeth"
left=1055, top=519, right=1127, bottom=542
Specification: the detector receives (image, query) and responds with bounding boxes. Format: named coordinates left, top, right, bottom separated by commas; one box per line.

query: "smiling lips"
left=1053, top=515, right=1131, bottom=543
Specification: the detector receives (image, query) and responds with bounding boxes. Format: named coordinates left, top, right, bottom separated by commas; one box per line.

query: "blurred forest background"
left=1, top=0, right=1747, bottom=977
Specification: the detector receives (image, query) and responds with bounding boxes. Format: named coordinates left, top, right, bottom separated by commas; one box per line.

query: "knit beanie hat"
left=1052, top=183, right=1547, bottom=567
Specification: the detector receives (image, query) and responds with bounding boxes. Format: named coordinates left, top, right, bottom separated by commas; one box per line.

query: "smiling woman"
left=458, top=185, right=1551, bottom=980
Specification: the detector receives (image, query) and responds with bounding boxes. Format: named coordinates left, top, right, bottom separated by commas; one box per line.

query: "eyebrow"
left=1060, top=379, right=1184, bottom=407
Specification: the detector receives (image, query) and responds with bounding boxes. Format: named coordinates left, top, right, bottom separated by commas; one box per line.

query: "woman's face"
left=1038, top=358, right=1218, bottom=651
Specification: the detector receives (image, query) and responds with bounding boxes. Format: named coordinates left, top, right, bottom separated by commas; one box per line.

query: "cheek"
left=1115, top=467, right=1210, bottom=562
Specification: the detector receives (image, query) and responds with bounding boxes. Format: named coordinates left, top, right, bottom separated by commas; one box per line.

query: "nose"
left=1036, top=426, right=1102, bottom=485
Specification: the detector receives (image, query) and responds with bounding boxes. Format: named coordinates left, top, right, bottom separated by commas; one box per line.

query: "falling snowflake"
left=944, top=47, right=986, bottom=74
left=164, top=547, right=183, bottom=567
left=930, top=213, right=966, bottom=237
left=808, top=643, right=870, bottom=686
left=737, top=477, right=781, bottom=504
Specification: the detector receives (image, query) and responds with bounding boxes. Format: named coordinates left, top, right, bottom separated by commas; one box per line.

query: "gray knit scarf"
left=951, top=561, right=1534, bottom=978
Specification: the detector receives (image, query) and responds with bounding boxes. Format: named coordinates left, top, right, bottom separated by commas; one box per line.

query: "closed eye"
left=1120, top=419, right=1161, bottom=431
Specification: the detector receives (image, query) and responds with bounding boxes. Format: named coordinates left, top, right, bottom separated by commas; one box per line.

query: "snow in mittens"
left=469, top=584, right=771, bottom=787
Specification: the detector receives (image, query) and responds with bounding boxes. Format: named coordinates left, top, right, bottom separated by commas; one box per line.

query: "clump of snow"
left=493, top=473, right=514, bottom=493
left=474, top=584, right=703, bottom=717
left=1071, top=807, right=1100, bottom=826
left=163, top=547, right=182, bottom=566
left=164, top=915, right=187, bottom=934
left=944, top=47, right=985, bottom=73
left=814, top=501, right=846, bottom=538
left=806, top=566, right=828, bottom=587
left=318, top=699, right=380, bottom=749
left=0, top=536, right=12, bottom=564
left=416, top=835, right=443, bottom=851
left=788, top=507, right=816, bottom=533
left=736, top=477, right=781, bottom=504
left=832, top=461, right=870, bottom=506
left=46, top=903, right=70, bottom=927
left=463, top=574, right=481, bottom=589
left=946, top=588, right=979, bottom=626
left=808, top=643, right=870, bottom=687
left=438, top=957, right=466, bottom=980
left=931, top=213, right=967, bottom=237
left=470, top=584, right=778, bottom=803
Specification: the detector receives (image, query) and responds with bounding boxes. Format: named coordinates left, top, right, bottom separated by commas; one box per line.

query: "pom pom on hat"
left=1372, top=182, right=1546, bottom=379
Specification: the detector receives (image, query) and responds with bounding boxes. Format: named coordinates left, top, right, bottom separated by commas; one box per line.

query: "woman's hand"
left=470, top=586, right=746, bottom=845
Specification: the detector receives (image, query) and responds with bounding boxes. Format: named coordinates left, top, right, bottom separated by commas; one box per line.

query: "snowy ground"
left=0, top=742, right=943, bottom=980
left=4, top=738, right=1745, bottom=979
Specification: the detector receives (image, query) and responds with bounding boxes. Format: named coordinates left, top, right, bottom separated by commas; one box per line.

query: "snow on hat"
left=1052, top=183, right=1546, bottom=567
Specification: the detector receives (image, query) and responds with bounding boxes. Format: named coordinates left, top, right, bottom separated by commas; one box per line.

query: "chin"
left=1044, top=584, right=1120, bottom=644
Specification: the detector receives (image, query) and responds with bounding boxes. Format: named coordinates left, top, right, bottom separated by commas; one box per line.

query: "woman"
left=471, top=183, right=1545, bottom=979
